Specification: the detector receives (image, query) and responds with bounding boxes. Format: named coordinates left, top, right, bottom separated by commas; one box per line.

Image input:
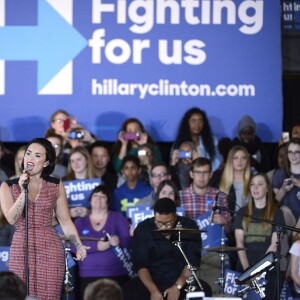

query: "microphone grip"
left=22, top=169, right=30, bottom=189
left=209, top=208, right=215, bottom=225
left=209, top=192, right=220, bottom=224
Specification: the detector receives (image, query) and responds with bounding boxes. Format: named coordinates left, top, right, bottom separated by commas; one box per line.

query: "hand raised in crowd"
left=136, top=131, right=148, bottom=145
left=118, top=131, right=129, bottom=145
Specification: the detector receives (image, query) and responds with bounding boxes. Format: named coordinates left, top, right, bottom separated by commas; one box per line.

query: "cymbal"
left=60, top=235, right=101, bottom=242
left=203, top=245, right=246, bottom=253
left=154, top=228, right=207, bottom=234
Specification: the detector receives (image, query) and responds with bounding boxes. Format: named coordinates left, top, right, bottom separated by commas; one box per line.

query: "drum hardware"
left=171, top=222, right=204, bottom=292
left=200, top=227, right=246, bottom=295
left=60, top=235, right=102, bottom=242
left=154, top=228, right=207, bottom=235
left=63, top=241, right=74, bottom=300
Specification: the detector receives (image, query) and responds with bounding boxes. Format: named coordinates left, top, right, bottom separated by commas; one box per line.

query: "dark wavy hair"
left=112, top=117, right=156, bottom=156
left=21, top=138, right=56, bottom=178
left=89, top=184, right=112, bottom=207
left=174, top=107, right=215, bottom=160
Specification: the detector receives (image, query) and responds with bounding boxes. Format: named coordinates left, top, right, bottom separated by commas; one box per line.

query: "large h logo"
left=0, top=0, right=87, bottom=95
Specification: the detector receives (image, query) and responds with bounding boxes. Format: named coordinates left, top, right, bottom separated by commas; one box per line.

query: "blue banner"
left=64, top=178, right=101, bottom=208
left=0, top=246, right=10, bottom=271
left=195, top=211, right=222, bottom=255
left=0, top=0, right=282, bottom=143
left=224, top=269, right=261, bottom=300
left=129, top=206, right=185, bottom=228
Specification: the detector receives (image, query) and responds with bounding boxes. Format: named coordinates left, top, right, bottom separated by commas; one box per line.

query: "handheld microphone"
left=22, top=168, right=30, bottom=189
left=209, top=192, right=219, bottom=224
left=23, top=163, right=33, bottom=189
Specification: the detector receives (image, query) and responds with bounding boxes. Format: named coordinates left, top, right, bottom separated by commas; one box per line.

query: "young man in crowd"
left=179, top=157, right=230, bottom=295
left=111, top=155, right=152, bottom=214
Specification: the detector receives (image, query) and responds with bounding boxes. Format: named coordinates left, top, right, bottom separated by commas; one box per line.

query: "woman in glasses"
left=272, top=138, right=300, bottom=224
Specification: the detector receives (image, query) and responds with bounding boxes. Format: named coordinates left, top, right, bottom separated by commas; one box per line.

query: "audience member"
left=233, top=115, right=262, bottom=173
left=123, top=198, right=212, bottom=300
left=84, top=278, right=123, bottom=300
left=74, top=185, right=132, bottom=299
left=219, top=145, right=251, bottom=216
left=0, top=141, right=15, bottom=178
left=179, top=157, right=230, bottom=294
left=0, top=205, right=14, bottom=246
left=137, top=143, right=156, bottom=184
left=267, top=143, right=286, bottom=183
left=111, top=155, right=152, bottom=214
left=0, top=271, right=26, bottom=300
left=46, top=133, right=67, bottom=179
left=170, top=141, right=198, bottom=190
left=45, top=109, right=97, bottom=151
left=172, top=107, right=222, bottom=171
left=290, top=221, right=300, bottom=298
left=63, top=146, right=98, bottom=219
left=210, top=137, right=234, bottom=188
left=273, top=138, right=300, bottom=224
left=156, top=179, right=180, bottom=207
left=234, top=173, right=285, bottom=300
left=9, top=145, right=26, bottom=179
left=137, top=162, right=171, bottom=208
left=88, top=141, right=118, bottom=191
left=218, top=145, right=251, bottom=268
left=112, top=118, right=162, bottom=172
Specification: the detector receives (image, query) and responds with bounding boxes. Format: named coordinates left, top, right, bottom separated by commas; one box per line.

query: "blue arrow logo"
left=0, top=0, right=87, bottom=92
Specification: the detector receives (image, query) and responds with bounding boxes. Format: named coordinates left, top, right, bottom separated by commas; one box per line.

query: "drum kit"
left=155, top=225, right=246, bottom=296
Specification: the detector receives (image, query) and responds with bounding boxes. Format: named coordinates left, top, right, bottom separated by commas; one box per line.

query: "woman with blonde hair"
left=63, top=146, right=98, bottom=219
left=64, top=146, right=97, bottom=181
left=219, top=145, right=251, bottom=215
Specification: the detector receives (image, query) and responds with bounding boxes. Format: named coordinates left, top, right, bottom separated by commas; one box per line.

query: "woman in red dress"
left=0, top=138, right=87, bottom=300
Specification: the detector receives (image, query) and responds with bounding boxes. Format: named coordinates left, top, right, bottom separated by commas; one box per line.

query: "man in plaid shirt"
left=179, top=157, right=230, bottom=225
left=179, top=157, right=231, bottom=295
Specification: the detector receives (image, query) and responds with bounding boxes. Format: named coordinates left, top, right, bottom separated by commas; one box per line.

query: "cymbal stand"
left=216, top=236, right=228, bottom=294
left=173, top=230, right=204, bottom=292
left=64, top=241, right=74, bottom=300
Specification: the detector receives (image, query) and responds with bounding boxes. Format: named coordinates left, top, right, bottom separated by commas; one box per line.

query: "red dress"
left=8, top=177, right=65, bottom=300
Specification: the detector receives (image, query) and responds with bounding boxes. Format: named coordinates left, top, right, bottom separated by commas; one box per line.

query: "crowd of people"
left=0, top=107, right=300, bottom=299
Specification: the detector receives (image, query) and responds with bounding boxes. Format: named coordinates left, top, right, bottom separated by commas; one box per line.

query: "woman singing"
left=0, top=138, right=87, bottom=300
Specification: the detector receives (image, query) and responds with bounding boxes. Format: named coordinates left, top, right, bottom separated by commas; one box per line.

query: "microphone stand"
left=213, top=203, right=300, bottom=300
left=23, top=182, right=30, bottom=296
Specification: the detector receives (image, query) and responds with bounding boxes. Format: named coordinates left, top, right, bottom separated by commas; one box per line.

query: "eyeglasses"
left=155, top=219, right=175, bottom=228
left=151, top=173, right=168, bottom=178
left=288, top=151, right=300, bottom=156
left=192, top=170, right=210, bottom=176
left=53, top=119, right=64, bottom=123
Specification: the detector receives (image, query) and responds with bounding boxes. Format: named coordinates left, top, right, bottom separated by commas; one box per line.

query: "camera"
left=281, top=132, right=290, bottom=143
left=178, top=150, right=192, bottom=159
left=123, top=132, right=140, bottom=141
left=138, top=150, right=147, bottom=156
left=69, top=130, right=85, bottom=140
left=284, top=178, right=293, bottom=186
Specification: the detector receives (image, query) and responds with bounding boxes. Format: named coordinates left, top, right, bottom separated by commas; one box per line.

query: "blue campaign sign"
left=130, top=206, right=185, bottom=228
left=0, top=0, right=282, bottom=143
left=0, top=246, right=10, bottom=271
left=195, top=211, right=222, bottom=255
left=64, top=178, right=101, bottom=208
left=224, top=269, right=261, bottom=300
